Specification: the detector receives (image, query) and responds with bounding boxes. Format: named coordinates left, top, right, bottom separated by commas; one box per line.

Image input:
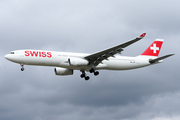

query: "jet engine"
left=54, top=67, right=73, bottom=76
left=68, top=57, right=89, bottom=66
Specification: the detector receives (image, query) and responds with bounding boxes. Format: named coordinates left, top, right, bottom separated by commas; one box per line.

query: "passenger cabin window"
left=10, top=52, right=15, bottom=54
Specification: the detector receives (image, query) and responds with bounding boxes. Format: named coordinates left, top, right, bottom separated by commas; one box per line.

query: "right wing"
left=84, top=33, right=146, bottom=66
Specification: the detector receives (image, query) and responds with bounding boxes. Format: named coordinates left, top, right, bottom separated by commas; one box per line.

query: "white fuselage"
left=5, top=50, right=154, bottom=71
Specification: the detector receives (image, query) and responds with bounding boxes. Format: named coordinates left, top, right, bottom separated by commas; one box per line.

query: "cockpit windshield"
left=10, top=52, right=15, bottom=54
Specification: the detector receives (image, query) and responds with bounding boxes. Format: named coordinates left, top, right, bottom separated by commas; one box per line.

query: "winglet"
left=139, top=33, right=146, bottom=38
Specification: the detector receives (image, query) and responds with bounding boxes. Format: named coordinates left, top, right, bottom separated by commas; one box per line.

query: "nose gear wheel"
left=20, top=64, right=24, bottom=71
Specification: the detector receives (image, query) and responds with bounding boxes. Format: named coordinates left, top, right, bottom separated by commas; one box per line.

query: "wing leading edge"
left=84, top=33, right=146, bottom=66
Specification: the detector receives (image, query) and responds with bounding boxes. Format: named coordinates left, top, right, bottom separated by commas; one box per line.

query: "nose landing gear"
left=20, top=64, right=24, bottom=71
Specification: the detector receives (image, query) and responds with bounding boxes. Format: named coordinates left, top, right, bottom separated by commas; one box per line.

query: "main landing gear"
left=20, top=64, right=25, bottom=71
left=80, top=68, right=99, bottom=81
left=89, top=68, right=99, bottom=76
left=80, top=70, right=90, bottom=80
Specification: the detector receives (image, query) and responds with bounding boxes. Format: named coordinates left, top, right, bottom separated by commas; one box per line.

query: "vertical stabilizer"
left=141, top=39, right=164, bottom=57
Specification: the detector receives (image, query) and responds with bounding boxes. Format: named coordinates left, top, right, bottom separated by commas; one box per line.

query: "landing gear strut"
left=80, top=70, right=90, bottom=81
left=20, top=64, right=24, bottom=71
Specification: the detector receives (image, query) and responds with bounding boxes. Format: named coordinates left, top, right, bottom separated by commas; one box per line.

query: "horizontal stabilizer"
left=149, top=54, right=174, bottom=64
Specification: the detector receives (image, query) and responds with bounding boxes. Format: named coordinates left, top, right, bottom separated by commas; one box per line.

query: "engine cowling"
left=69, top=57, right=89, bottom=66
left=54, top=67, right=73, bottom=76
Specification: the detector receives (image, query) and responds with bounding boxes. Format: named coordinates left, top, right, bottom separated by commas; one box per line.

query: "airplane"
left=4, top=33, right=174, bottom=80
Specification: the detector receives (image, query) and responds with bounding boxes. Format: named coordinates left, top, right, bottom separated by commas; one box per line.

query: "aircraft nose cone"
left=4, top=54, right=10, bottom=60
left=4, top=54, right=8, bottom=59
left=4, top=54, right=18, bottom=63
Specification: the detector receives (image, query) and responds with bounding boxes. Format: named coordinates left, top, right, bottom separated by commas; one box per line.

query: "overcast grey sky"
left=0, top=0, right=179, bottom=120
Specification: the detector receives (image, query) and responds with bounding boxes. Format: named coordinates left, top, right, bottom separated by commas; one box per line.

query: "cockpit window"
left=10, top=52, right=15, bottom=54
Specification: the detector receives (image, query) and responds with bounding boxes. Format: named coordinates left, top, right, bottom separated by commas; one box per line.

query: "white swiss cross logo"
left=150, top=44, right=159, bottom=53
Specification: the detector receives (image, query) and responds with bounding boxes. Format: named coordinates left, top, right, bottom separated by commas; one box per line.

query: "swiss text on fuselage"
left=25, top=50, right=52, bottom=58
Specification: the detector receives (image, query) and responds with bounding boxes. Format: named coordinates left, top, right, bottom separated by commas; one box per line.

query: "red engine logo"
left=25, top=50, right=52, bottom=58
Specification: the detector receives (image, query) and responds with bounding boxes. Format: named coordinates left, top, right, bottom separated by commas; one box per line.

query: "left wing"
left=84, top=33, right=146, bottom=66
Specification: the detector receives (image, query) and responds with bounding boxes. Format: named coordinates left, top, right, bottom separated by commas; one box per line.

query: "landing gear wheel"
left=21, top=68, right=24, bottom=71
left=85, top=76, right=90, bottom=80
left=20, top=64, right=24, bottom=71
left=94, top=71, right=99, bottom=76
left=80, top=74, right=85, bottom=78
left=89, top=68, right=95, bottom=73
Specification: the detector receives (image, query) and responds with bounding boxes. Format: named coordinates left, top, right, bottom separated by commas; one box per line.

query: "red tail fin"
left=141, top=39, right=164, bottom=57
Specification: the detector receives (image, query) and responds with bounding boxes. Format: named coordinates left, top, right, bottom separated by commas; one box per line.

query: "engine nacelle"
left=68, top=57, right=89, bottom=66
left=54, top=67, right=73, bottom=76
